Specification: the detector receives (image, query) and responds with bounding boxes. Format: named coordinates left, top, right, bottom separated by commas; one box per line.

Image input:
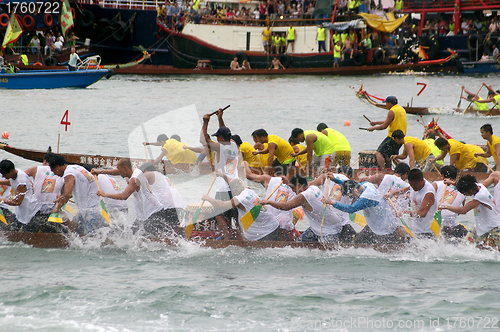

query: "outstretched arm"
left=324, top=197, right=378, bottom=213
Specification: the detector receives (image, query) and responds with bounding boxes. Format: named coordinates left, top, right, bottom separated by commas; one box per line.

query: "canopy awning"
left=358, top=13, right=408, bottom=32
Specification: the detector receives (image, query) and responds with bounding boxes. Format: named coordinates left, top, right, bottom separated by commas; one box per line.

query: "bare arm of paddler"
left=0, top=185, right=26, bottom=206
left=391, top=142, right=415, bottom=168
left=401, top=192, right=434, bottom=218
left=384, top=185, right=410, bottom=199
left=0, top=179, right=9, bottom=186
left=430, top=150, right=447, bottom=162
left=53, top=175, right=75, bottom=213
left=440, top=198, right=481, bottom=215
left=356, top=173, right=385, bottom=186
left=91, top=168, right=121, bottom=176
left=96, top=177, right=139, bottom=200
left=201, top=114, right=220, bottom=153
left=367, top=110, right=394, bottom=132
left=482, top=171, right=500, bottom=188
left=261, top=194, right=311, bottom=211
left=242, top=161, right=272, bottom=187
left=291, top=134, right=315, bottom=171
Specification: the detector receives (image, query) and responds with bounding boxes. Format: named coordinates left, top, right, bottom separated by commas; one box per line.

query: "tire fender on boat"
left=0, top=13, right=9, bottom=27
left=372, top=48, right=384, bottom=65
left=468, top=34, right=484, bottom=51
left=352, top=51, right=365, bottom=66
left=78, top=10, right=95, bottom=28
left=44, top=13, right=53, bottom=27
left=97, top=18, right=112, bottom=34
left=111, top=21, right=128, bottom=42
left=43, top=56, right=58, bottom=66
left=235, top=51, right=247, bottom=63
left=485, top=35, right=499, bottom=56
left=278, top=54, right=291, bottom=68
left=22, top=15, right=35, bottom=30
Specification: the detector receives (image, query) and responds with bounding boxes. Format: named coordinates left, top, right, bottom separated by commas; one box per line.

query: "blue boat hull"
left=458, top=60, right=500, bottom=74
left=0, top=69, right=110, bottom=89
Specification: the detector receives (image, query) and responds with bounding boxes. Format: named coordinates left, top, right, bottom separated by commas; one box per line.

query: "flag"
left=1, top=13, right=23, bottom=51
left=48, top=212, right=63, bottom=223
left=431, top=211, right=442, bottom=238
left=61, top=0, right=74, bottom=36
left=0, top=209, right=7, bottom=225
left=240, top=205, right=262, bottom=231
left=349, top=213, right=367, bottom=227
left=100, top=198, right=111, bottom=224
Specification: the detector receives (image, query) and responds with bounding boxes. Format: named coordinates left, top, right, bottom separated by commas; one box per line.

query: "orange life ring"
left=44, top=13, right=53, bottom=27
left=71, top=8, right=76, bottom=19
left=33, top=62, right=43, bottom=66
left=0, top=13, right=9, bottom=27
left=23, top=15, right=35, bottom=30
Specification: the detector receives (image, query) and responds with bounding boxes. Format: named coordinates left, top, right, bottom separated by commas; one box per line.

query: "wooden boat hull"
left=355, top=87, right=430, bottom=115
left=0, top=231, right=405, bottom=252
left=453, top=107, right=500, bottom=116
left=0, top=69, right=111, bottom=89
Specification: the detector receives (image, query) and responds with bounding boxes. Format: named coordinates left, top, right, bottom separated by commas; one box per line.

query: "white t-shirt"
left=493, top=179, right=500, bottom=215
left=33, top=166, right=64, bottom=214
left=215, top=141, right=239, bottom=192
left=234, top=188, right=279, bottom=241
left=10, top=169, right=40, bottom=224
left=165, top=176, right=185, bottom=209
left=148, top=171, right=175, bottom=209
left=68, top=53, right=80, bottom=67
left=301, top=186, right=342, bottom=236
left=323, top=174, right=349, bottom=226
left=378, top=174, right=410, bottom=195
left=63, top=165, right=100, bottom=211
left=131, top=169, right=163, bottom=221
left=0, top=177, right=11, bottom=210
left=409, top=180, right=437, bottom=234
left=473, top=184, right=500, bottom=236
left=97, top=174, right=128, bottom=212
left=54, top=40, right=63, bottom=50
left=434, top=181, right=465, bottom=227
left=266, top=177, right=295, bottom=231
left=358, top=182, right=398, bottom=235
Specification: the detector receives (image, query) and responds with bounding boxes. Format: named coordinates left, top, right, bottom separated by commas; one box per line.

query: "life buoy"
left=235, top=51, right=247, bottom=63
left=111, top=21, right=128, bottom=42
left=352, top=51, right=365, bottom=66
left=33, top=62, right=43, bottom=66
left=44, top=13, right=53, bottom=27
left=71, top=8, right=76, bottom=20
left=278, top=54, right=291, bottom=68
left=22, top=15, right=35, bottom=30
left=468, top=34, right=484, bottom=51
left=78, top=10, right=94, bottom=28
left=372, top=47, right=384, bottom=65
left=43, top=56, right=58, bottom=66
left=0, top=13, right=8, bottom=27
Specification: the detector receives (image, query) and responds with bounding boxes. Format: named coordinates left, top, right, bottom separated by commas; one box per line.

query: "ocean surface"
left=1, top=73, right=500, bottom=331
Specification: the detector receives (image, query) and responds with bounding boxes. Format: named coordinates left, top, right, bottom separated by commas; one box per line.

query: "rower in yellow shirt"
left=461, top=86, right=490, bottom=112
left=476, top=124, right=500, bottom=169
left=144, top=134, right=198, bottom=165
left=288, top=138, right=308, bottom=169
left=231, top=135, right=261, bottom=168
left=251, top=129, right=295, bottom=175
left=390, top=130, right=434, bottom=171
left=433, top=137, right=488, bottom=172
left=290, top=128, right=336, bottom=173
left=317, top=123, right=351, bottom=166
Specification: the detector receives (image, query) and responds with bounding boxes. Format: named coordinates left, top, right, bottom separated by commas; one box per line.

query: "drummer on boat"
left=366, top=95, right=407, bottom=169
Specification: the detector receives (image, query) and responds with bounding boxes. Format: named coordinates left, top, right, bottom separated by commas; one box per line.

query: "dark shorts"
left=377, top=136, right=402, bottom=165
left=272, top=158, right=291, bottom=176
left=22, top=211, right=69, bottom=234
left=353, top=225, right=405, bottom=244
left=442, top=224, right=468, bottom=239
left=257, top=225, right=280, bottom=241
left=333, top=57, right=340, bottom=64
left=215, top=191, right=238, bottom=227
left=134, top=208, right=185, bottom=237
left=338, top=223, right=357, bottom=243
left=0, top=207, right=23, bottom=232
left=287, top=39, right=295, bottom=43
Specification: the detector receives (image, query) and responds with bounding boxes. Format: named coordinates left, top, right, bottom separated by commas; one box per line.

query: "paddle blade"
left=349, top=213, right=367, bottom=227
left=48, top=212, right=63, bottom=223
left=399, top=218, right=416, bottom=239
left=63, top=204, right=77, bottom=217
left=431, top=210, right=442, bottom=238
left=191, top=208, right=201, bottom=223
left=185, top=221, right=194, bottom=239
left=241, top=205, right=262, bottom=231
left=100, top=199, right=111, bottom=224
left=0, top=209, right=7, bottom=225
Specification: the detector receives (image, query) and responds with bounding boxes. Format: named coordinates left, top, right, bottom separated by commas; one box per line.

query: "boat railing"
left=193, top=16, right=336, bottom=27
left=78, top=55, right=102, bottom=70
left=403, top=0, right=500, bottom=12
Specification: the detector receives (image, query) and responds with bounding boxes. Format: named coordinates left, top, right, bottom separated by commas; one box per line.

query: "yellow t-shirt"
left=162, top=139, right=198, bottom=164
left=268, top=135, right=295, bottom=165
left=317, top=28, right=325, bottom=41
left=295, top=144, right=308, bottom=168
left=449, top=139, right=486, bottom=170
left=487, top=134, right=500, bottom=164
left=239, top=141, right=261, bottom=168
left=325, top=128, right=351, bottom=152
left=404, top=136, right=431, bottom=164
left=263, top=28, right=271, bottom=41
left=304, top=130, right=335, bottom=156
left=474, top=97, right=490, bottom=111
left=387, top=104, right=407, bottom=137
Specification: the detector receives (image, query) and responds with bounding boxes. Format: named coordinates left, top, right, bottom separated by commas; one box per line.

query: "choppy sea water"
left=1, top=73, right=500, bottom=331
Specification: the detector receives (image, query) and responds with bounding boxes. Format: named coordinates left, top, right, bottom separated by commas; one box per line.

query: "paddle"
left=431, top=183, right=447, bottom=238
left=465, top=84, right=483, bottom=111
left=363, top=114, right=372, bottom=123
left=386, top=197, right=416, bottom=239
left=359, top=127, right=370, bottom=131
left=48, top=212, right=63, bottom=223
left=349, top=212, right=367, bottom=227
left=479, top=158, right=495, bottom=173
left=241, top=179, right=283, bottom=231
left=187, top=175, right=217, bottom=238
left=94, top=175, right=111, bottom=224
left=320, top=177, right=331, bottom=239
left=144, top=145, right=149, bottom=162
left=457, top=86, right=463, bottom=108
left=209, top=105, right=231, bottom=117
left=486, top=103, right=498, bottom=116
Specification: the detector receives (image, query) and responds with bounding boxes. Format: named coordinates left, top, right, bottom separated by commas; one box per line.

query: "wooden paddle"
left=457, top=86, right=463, bottom=108
left=363, top=115, right=372, bottom=123
left=386, top=197, right=416, bottom=239
left=209, top=105, right=231, bottom=117
left=359, top=127, right=370, bottom=131
left=144, top=145, right=149, bottom=162
left=190, top=175, right=217, bottom=224
left=465, top=84, right=483, bottom=111
left=94, top=175, right=111, bottom=224
left=320, top=177, right=331, bottom=240
left=486, top=103, right=498, bottom=116
left=480, top=158, right=495, bottom=173
left=431, top=183, right=448, bottom=238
